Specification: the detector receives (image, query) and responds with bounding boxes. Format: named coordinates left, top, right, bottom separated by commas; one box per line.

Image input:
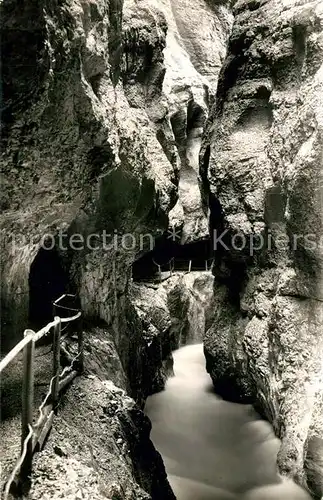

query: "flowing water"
left=145, top=344, right=312, bottom=500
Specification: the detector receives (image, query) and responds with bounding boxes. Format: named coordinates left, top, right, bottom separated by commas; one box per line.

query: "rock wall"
left=0, top=0, right=230, bottom=497
left=162, top=0, right=233, bottom=242
left=202, top=0, right=323, bottom=497
left=30, top=373, right=175, bottom=500
left=131, top=270, right=215, bottom=391
left=1, top=0, right=174, bottom=347
left=122, top=0, right=232, bottom=242
left=0, top=0, right=231, bottom=359
left=0, top=0, right=231, bottom=400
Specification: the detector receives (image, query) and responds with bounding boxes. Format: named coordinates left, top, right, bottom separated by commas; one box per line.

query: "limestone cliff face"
left=0, top=1, right=176, bottom=494
left=131, top=271, right=215, bottom=391
left=0, top=0, right=229, bottom=497
left=163, top=0, right=233, bottom=242
left=29, top=369, right=175, bottom=500
left=203, top=0, right=323, bottom=497
left=0, top=0, right=231, bottom=365
left=1, top=0, right=174, bottom=353
left=122, top=0, right=233, bottom=242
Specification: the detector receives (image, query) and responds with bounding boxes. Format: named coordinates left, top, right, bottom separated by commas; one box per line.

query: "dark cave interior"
left=28, top=247, right=69, bottom=329
left=132, top=235, right=213, bottom=281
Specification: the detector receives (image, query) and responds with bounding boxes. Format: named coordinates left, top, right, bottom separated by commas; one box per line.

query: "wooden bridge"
left=0, top=294, right=83, bottom=499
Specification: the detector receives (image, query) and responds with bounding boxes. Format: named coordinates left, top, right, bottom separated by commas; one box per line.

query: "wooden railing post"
left=188, top=260, right=192, bottom=273
left=21, top=330, right=35, bottom=480
left=77, top=317, right=84, bottom=372
left=51, top=317, right=61, bottom=407
left=2, top=306, right=82, bottom=496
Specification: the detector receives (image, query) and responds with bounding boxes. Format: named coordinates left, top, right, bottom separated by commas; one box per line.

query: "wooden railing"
left=134, top=257, right=214, bottom=283
left=0, top=295, right=82, bottom=499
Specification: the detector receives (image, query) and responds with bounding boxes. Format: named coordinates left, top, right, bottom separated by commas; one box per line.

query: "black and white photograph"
left=1, top=0, right=323, bottom=498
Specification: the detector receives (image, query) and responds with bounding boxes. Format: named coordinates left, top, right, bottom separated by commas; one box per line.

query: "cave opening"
left=186, top=101, right=205, bottom=134
left=28, top=247, right=68, bottom=330
left=132, top=235, right=213, bottom=281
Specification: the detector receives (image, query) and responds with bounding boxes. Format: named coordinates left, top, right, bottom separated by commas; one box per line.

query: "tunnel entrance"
left=29, top=247, right=68, bottom=329
left=132, top=236, right=213, bottom=282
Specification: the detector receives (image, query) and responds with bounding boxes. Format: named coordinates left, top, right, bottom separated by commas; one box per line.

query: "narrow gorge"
left=0, top=0, right=323, bottom=499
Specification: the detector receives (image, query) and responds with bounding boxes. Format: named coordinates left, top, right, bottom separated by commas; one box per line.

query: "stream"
left=145, top=344, right=312, bottom=500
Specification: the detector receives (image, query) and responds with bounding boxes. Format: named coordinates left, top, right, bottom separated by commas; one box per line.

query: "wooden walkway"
left=134, top=257, right=214, bottom=284
left=0, top=294, right=83, bottom=499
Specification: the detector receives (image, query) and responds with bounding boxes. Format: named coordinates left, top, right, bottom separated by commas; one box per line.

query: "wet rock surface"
left=203, top=0, right=323, bottom=496
left=122, top=0, right=232, bottom=242
left=2, top=0, right=323, bottom=498
left=30, top=375, right=175, bottom=500
left=0, top=0, right=229, bottom=496
left=131, top=271, right=215, bottom=392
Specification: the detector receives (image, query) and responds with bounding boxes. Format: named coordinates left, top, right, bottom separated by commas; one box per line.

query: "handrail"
left=133, top=256, right=215, bottom=286
left=1, top=299, right=82, bottom=499
left=152, top=257, right=174, bottom=268
left=53, top=303, right=79, bottom=312
left=52, top=293, right=77, bottom=306
left=0, top=334, right=34, bottom=373
left=33, top=312, right=81, bottom=342
left=0, top=313, right=82, bottom=374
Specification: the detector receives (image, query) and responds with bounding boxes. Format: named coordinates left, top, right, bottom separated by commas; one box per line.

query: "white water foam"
left=145, top=344, right=312, bottom=500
